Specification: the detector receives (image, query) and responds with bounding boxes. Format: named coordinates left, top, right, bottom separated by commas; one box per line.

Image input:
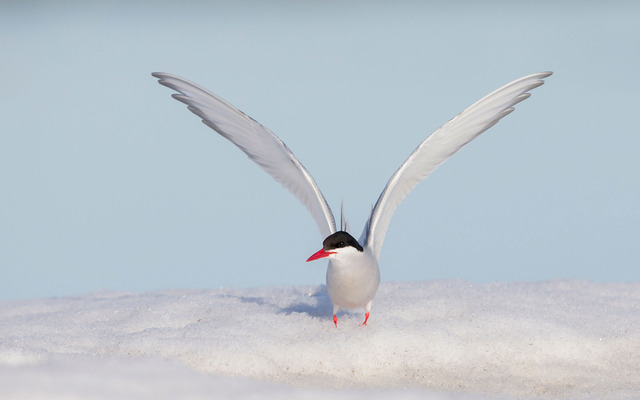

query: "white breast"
left=326, top=247, right=380, bottom=309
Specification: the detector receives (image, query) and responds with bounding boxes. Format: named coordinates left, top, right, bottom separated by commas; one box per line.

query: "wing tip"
left=528, top=71, right=553, bottom=81
left=151, top=72, right=173, bottom=82
left=531, top=71, right=553, bottom=85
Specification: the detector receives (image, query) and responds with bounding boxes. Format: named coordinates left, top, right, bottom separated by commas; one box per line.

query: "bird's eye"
left=337, top=241, right=345, bottom=247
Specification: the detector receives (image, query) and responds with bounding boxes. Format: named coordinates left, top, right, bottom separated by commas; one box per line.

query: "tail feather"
left=340, top=200, right=349, bottom=233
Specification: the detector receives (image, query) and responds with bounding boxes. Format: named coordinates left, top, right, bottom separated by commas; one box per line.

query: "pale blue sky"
left=1, top=1, right=639, bottom=300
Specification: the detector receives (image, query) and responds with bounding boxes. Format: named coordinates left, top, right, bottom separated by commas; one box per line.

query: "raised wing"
left=152, top=73, right=336, bottom=238
left=363, top=72, right=552, bottom=260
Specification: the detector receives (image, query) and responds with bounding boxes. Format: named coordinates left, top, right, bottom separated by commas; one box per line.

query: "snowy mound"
left=1, top=280, right=639, bottom=399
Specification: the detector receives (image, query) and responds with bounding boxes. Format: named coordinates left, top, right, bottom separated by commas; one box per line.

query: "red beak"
left=306, top=248, right=336, bottom=262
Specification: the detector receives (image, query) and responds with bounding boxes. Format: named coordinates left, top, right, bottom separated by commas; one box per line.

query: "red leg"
left=362, top=311, right=370, bottom=326
left=333, top=314, right=337, bottom=327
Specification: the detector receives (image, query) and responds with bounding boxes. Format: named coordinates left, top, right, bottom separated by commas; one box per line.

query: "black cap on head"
left=322, top=231, right=363, bottom=252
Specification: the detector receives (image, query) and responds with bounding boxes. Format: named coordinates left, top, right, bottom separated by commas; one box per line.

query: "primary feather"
left=152, top=72, right=336, bottom=239
left=363, top=72, right=552, bottom=260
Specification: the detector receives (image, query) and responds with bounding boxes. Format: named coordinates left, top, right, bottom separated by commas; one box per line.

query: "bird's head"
left=306, top=231, right=364, bottom=262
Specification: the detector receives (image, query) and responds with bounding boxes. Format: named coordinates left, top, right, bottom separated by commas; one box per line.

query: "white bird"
left=152, top=71, right=552, bottom=326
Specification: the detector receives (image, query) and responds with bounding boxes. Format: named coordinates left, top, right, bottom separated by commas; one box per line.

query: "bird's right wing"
left=152, top=73, right=336, bottom=239
left=363, top=72, right=552, bottom=260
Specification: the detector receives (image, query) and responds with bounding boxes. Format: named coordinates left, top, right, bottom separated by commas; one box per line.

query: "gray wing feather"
left=152, top=73, right=336, bottom=238
left=363, top=72, right=552, bottom=260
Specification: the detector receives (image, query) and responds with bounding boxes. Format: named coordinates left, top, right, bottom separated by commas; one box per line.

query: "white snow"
left=1, top=280, right=639, bottom=400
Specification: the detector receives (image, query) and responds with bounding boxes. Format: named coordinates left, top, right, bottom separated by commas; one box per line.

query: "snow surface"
left=1, top=280, right=639, bottom=400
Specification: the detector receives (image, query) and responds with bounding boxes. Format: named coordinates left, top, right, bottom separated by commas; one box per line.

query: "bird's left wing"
left=152, top=73, right=336, bottom=238
left=363, top=72, right=552, bottom=260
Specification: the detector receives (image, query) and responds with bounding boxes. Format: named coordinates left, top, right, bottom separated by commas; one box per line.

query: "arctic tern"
left=152, top=71, right=552, bottom=326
